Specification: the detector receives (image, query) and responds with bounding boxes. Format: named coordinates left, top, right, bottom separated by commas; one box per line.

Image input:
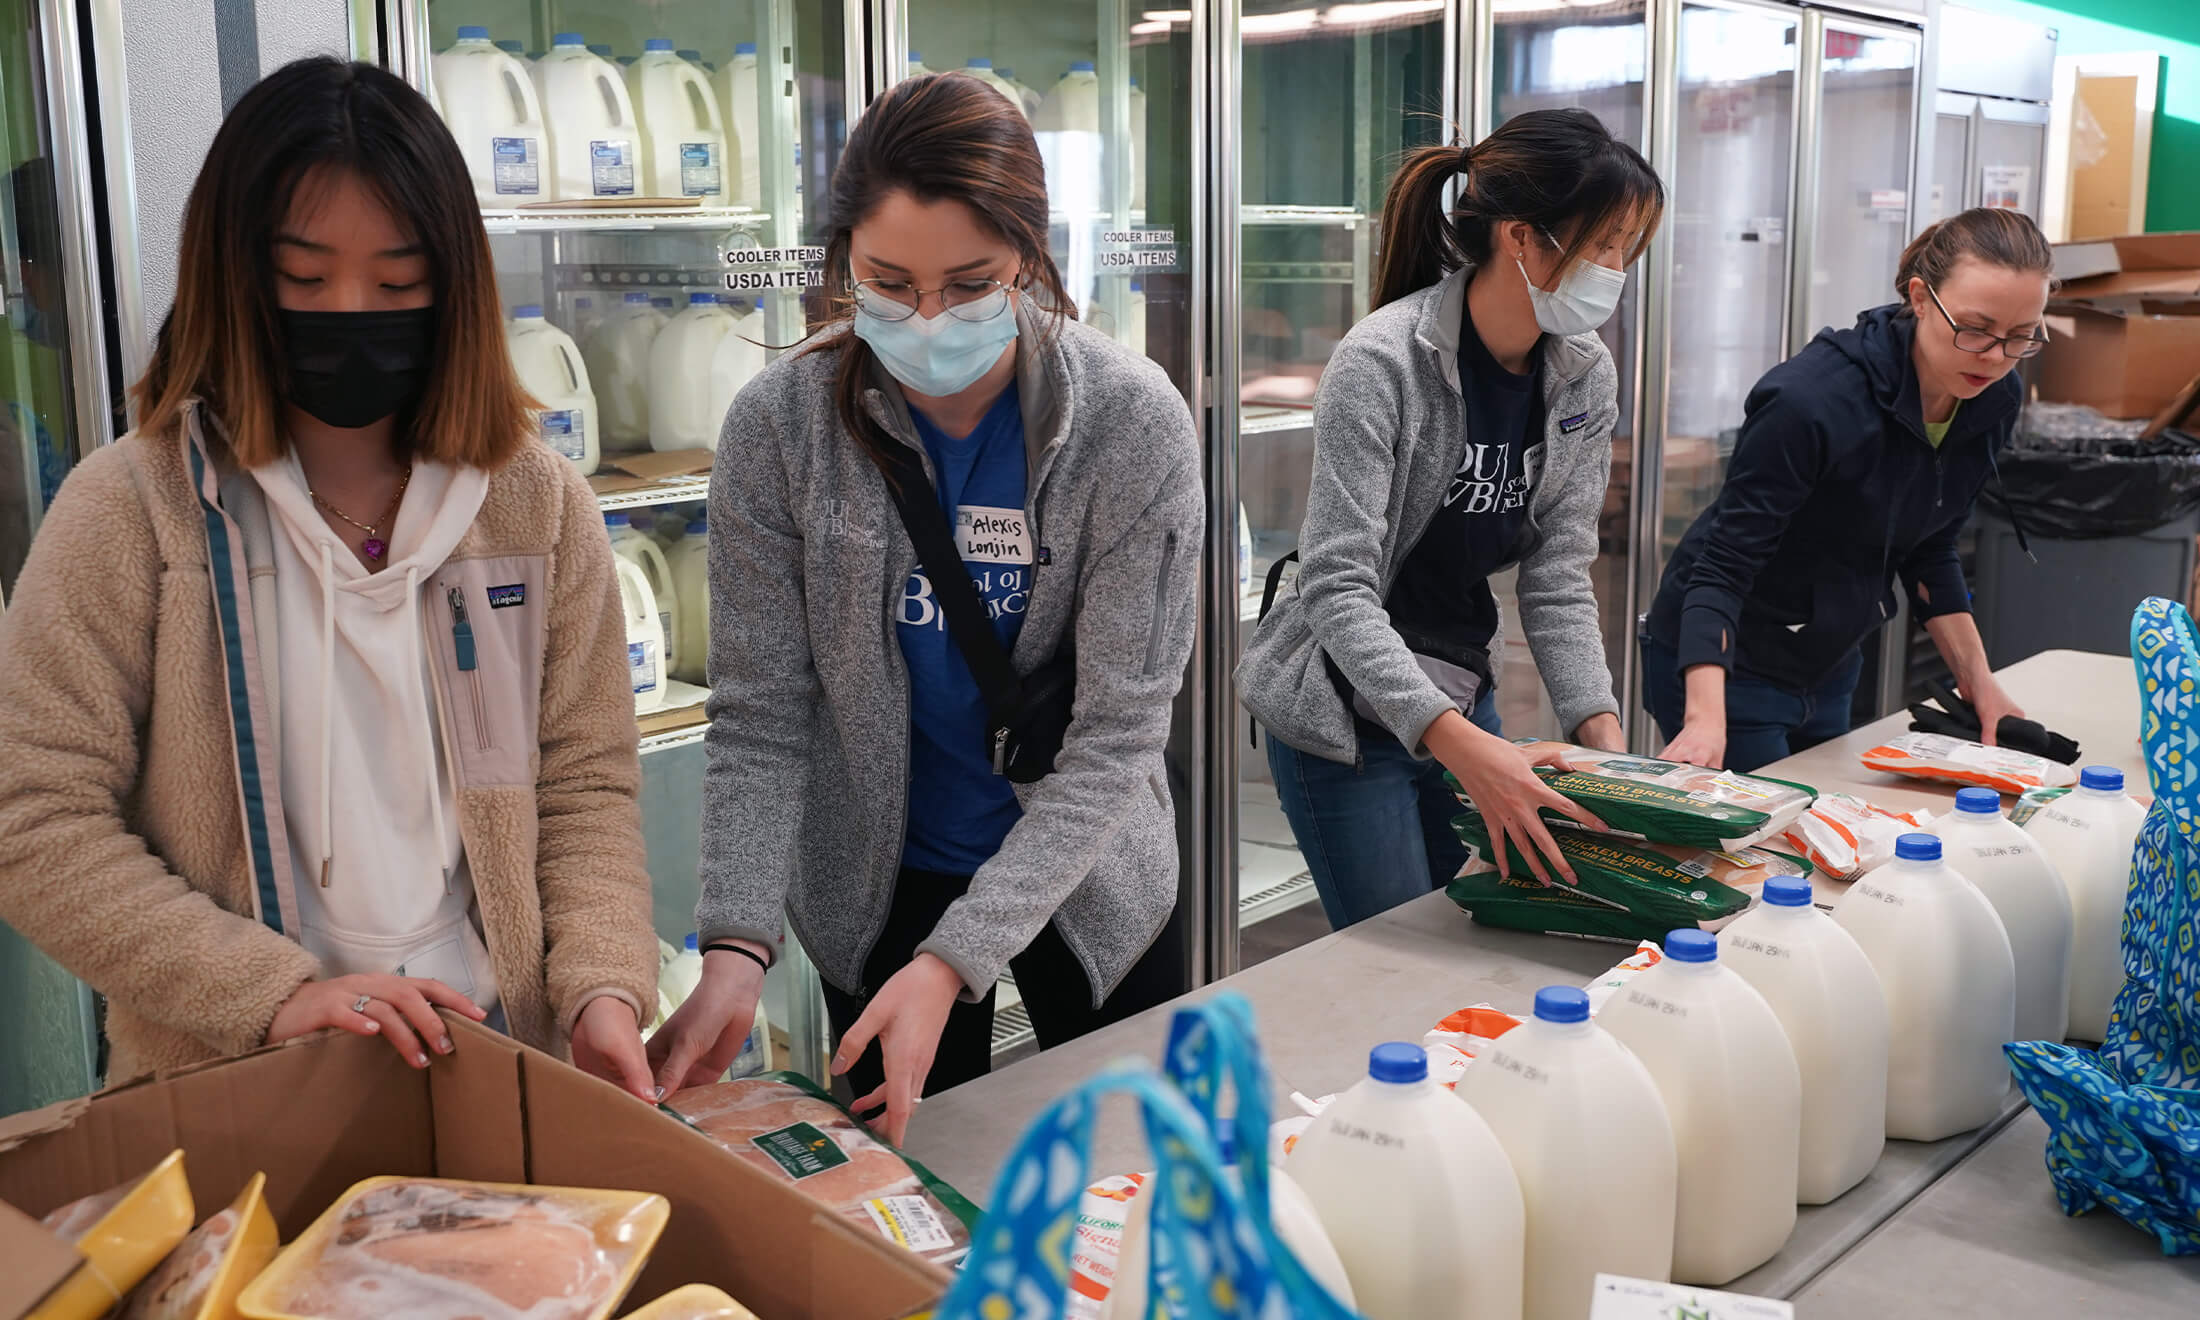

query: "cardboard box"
left=2037, top=233, right=2200, bottom=419
left=0, top=1016, right=948, bottom=1320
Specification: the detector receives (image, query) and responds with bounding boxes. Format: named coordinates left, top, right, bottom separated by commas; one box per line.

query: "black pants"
left=823, top=867, right=1184, bottom=1107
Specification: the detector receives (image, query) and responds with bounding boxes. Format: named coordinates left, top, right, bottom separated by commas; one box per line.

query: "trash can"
left=1973, top=405, right=2200, bottom=666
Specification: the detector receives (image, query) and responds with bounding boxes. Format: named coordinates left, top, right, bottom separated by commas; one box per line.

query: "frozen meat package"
left=34, top=1148, right=197, bottom=1320
left=1458, top=745, right=1817, bottom=851
left=623, top=1284, right=761, bottom=1318
left=236, top=1178, right=667, bottom=1320
left=121, top=1172, right=279, bottom=1320
left=1779, top=792, right=1931, bottom=881
left=1860, top=731, right=2078, bottom=796
left=661, top=1072, right=980, bottom=1266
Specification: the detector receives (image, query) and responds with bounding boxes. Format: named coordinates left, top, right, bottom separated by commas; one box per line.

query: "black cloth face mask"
left=277, top=306, right=437, bottom=429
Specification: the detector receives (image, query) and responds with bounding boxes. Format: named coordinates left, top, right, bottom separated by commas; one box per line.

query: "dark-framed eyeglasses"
left=1924, top=282, right=2047, bottom=360
left=852, top=276, right=1015, bottom=324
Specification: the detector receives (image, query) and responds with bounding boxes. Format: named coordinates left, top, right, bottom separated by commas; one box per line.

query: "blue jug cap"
left=625, top=291, right=652, bottom=304
left=2080, top=766, right=2124, bottom=792
left=553, top=32, right=585, bottom=47
left=1763, top=875, right=1813, bottom=907
left=603, top=511, right=629, bottom=529
left=512, top=304, right=543, bottom=319
left=736, top=42, right=757, bottom=56
left=1071, top=60, right=1097, bottom=73
left=644, top=38, right=672, bottom=52
left=1895, top=833, right=1942, bottom=862
left=1368, top=1042, right=1426, bottom=1083
left=1534, top=986, right=1590, bottom=1024
left=966, top=57, right=993, bottom=68
left=686, top=516, right=708, bottom=534
left=688, top=291, right=717, bottom=305
left=683, top=932, right=699, bottom=951
left=456, top=25, right=490, bottom=40
left=1955, top=787, right=2001, bottom=814
left=1665, top=929, right=1717, bottom=963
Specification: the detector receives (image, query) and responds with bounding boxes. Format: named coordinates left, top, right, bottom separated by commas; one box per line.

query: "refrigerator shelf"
left=481, top=207, right=773, bottom=236
left=1242, top=204, right=1365, bottom=228
left=595, top=474, right=712, bottom=514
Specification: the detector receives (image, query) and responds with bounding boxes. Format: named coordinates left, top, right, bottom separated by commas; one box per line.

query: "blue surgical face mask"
left=853, top=299, right=1020, bottom=398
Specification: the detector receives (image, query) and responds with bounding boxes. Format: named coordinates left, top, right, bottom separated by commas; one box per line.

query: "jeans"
left=1640, top=634, right=1862, bottom=774
left=1267, top=689, right=1502, bottom=930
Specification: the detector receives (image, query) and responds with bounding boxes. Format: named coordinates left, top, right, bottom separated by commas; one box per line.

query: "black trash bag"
left=1980, top=427, right=2200, bottom=540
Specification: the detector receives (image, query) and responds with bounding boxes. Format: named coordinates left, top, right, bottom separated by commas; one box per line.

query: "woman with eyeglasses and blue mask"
left=647, top=74, right=1202, bottom=1145
left=1240, top=109, right=1666, bottom=927
left=1644, top=207, right=2057, bottom=774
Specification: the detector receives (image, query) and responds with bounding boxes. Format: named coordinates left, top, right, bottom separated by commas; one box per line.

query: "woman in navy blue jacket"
left=1644, top=208, right=2055, bottom=773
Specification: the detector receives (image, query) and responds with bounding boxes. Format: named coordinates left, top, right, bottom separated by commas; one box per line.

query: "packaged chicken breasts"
left=33, top=1149, right=196, bottom=1320
left=121, top=1172, right=279, bottom=1320
left=1454, top=745, right=1816, bottom=851
left=236, top=1178, right=667, bottom=1320
left=662, top=1072, right=979, bottom=1266
left=1779, top=792, right=1932, bottom=882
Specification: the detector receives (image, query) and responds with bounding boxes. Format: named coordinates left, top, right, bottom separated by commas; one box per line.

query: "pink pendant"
left=362, top=537, right=388, bottom=562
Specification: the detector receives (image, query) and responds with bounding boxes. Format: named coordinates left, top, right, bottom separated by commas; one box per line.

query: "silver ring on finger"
left=353, top=994, right=374, bottom=1014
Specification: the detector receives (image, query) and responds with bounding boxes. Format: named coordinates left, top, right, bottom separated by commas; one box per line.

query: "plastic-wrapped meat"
left=41, top=1178, right=136, bottom=1244
left=252, top=1180, right=658, bottom=1320
left=665, top=1078, right=973, bottom=1264
left=122, top=1207, right=238, bottom=1320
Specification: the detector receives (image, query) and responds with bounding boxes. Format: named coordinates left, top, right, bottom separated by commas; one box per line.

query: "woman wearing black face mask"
left=0, top=58, right=661, bottom=1098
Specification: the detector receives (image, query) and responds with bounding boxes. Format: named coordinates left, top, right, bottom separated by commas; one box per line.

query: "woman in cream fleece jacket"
left=0, top=59, right=658, bottom=1094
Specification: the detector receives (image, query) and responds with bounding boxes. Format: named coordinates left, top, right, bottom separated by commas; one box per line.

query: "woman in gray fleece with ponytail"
left=1241, top=109, right=1664, bottom=929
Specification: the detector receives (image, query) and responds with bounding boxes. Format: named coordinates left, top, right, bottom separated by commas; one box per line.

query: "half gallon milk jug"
left=960, top=58, right=1026, bottom=116
left=2026, top=766, right=2145, bottom=1042
left=668, top=513, right=711, bottom=684
left=583, top=291, right=666, bottom=451
left=1718, top=876, right=1888, bottom=1205
left=609, top=512, right=678, bottom=669
left=997, top=67, right=1045, bottom=120
left=630, top=40, right=728, bottom=204
left=615, top=556, right=666, bottom=713
left=1456, top=986, right=1678, bottom=1320
left=1934, top=787, right=2074, bottom=1043
left=1834, top=834, right=2016, bottom=1141
left=1102, top=1127, right=1355, bottom=1319
left=720, top=44, right=762, bottom=206
left=1288, top=1041, right=1525, bottom=1320
left=506, top=306, right=599, bottom=475
left=1597, top=929, right=1800, bottom=1287
left=434, top=27, right=549, bottom=205
left=534, top=34, right=640, bottom=200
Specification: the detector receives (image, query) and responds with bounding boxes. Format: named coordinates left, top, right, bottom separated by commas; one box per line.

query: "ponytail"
left=1894, top=207, right=2056, bottom=312
left=1371, top=109, right=1665, bottom=313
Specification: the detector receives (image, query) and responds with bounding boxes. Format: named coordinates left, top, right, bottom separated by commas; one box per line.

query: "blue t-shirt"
left=897, top=384, right=1031, bottom=874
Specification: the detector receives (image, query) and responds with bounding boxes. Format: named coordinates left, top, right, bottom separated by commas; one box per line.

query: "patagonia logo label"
left=1559, top=411, right=1591, bottom=434
left=487, top=584, right=526, bottom=609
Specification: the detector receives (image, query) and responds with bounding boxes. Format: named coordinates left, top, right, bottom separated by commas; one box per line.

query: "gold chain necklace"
left=309, top=467, right=411, bottom=564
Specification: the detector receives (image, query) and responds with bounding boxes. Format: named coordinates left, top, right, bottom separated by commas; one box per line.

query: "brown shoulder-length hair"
left=804, top=73, right=1073, bottom=475
left=1374, top=108, right=1664, bottom=313
left=132, top=56, right=531, bottom=469
left=1893, top=206, right=2057, bottom=311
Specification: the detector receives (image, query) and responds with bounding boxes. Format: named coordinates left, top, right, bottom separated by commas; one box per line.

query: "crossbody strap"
left=876, top=442, right=1025, bottom=722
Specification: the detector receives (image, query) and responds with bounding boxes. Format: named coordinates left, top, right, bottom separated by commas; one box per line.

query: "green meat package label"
left=1449, top=744, right=1817, bottom=851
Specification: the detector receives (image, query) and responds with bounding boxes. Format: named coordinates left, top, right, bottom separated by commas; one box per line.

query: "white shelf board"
left=1241, top=204, right=1365, bottom=228
left=1241, top=406, right=1315, bottom=436
left=483, top=207, right=772, bottom=235
left=596, top=474, right=711, bottom=513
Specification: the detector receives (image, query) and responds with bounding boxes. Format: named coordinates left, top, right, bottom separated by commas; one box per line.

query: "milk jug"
left=1102, top=1128, right=1355, bottom=1320
left=1456, top=986, right=1678, bottom=1320
left=668, top=513, right=711, bottom=684
left=907, top=52, right=934, bottom=79
left=1834, top=834, right=2016, bottom=1141
left=1036, top=61, right=1101, bottom=133
left=661, top=933, right=705, bottom=1010
left=629, top=40, right=729, bottom=205
left=1597, top=929, right=1800, bottom=1287
left=1934, top=787, right=2074, bottom=1043
left=720, top=43, right=762, bottom=206
left=2025, top=766, right=2145, bottom=1042
left=569, top=294, right=604, bottom=343
left=1718, top=876, right=1889, bottom=1205
left=960, top=58, right=1026, bottom=116
left=434, top=27, right=549, bottom=206
left=997, top=67, right=1045, bottom=120
left=615, top=556, right=666, bottom=713
left=609, top=512, right=679, bottom=669
left=1122, top=279, right=1147, bottom=357
left=650, top=292, right=751, bottom=452
left=584, top=291, right=666, bottom=451
left=534, top=34, right=640, bottom=200
left=505, top=306, right=599, bottom=475
left=1287, top=1042, right=1525, bottom=1320
left=712, top=295, right=768, bottom=413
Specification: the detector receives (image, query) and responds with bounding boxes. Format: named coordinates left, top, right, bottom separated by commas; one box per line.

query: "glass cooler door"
left=1798, top=16, right=1919, bottom=349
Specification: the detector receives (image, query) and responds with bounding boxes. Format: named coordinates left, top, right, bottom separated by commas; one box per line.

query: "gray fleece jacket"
left=695, top=305, right=1203, bottom=1005
left=1239, top=264, right=1621, bottom=765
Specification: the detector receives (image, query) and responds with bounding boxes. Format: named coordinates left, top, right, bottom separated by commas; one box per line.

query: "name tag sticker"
left=955, top=505, right=1034, bottom=564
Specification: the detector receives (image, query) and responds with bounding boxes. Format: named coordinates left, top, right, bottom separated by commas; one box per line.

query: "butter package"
left=31, top=1150, right=195, bottom=1320
left=1455, top=745, right=1816, bottom=851
left=121, top=1172, right=279, bottom=1320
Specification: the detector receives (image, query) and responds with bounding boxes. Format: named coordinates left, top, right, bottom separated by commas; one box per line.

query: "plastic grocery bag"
left=937, top=992, right=1361, bottom=1320
left=1453, top=746, right=1815, bottom=851
left=2005, top=597, right=2200, bottom=1256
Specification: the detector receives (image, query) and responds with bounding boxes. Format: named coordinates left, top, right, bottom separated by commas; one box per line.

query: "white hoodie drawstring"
left=318, top=542, right=335, bottom=888
left=407, top=566, right=453, bottom=897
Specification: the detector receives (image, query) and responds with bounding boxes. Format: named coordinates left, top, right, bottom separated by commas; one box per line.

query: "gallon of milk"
left=584, top=291, right=666, bottom=452
left=1455, top=986, right=1677, bottom=1320
left=1933, top=787, right=2074, bottom=1043
left=615, top=556, right=666, bottom=714
left=1834, top=833, right=2016, bottom=1141
left=720, top=44, right=762, bottom=206
left=661, top=932, right=705, bottom=1010
left=1596, top=929, right=1800, bottom=1287
left=629, top=40, right=728, bottom=205
left=609, top=512, right=679, bottom=668
left=1718, top=876, right=1889, bottom=1205
left=569, top=294, right=605, bottom=343
left=505, top=305, right=599, bottom=475
left=1122, top=279, right=1147, bottom=357
left=1288, top=1041, right=1524, bottom=1320
left=711, top=295, right=768, bottom=419
left=649, top=292, right=744, bottom=452
left=960, top=58, right=1026, bottom=116
left=668, top=513, right=710, bottom=684
left=534, top=34, right=640, bottom=201
left=997, top=67, right=1045, bottom=120
left=434, top=27, right=549, bottom=206
left=1102, top=1127, right=1355, bottom=1320
left=2025, top=766, right=2145, bottom=1042
left=1036, top=61, right=1101, bottom=133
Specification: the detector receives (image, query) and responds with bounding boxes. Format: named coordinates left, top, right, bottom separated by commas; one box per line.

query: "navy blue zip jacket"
left=1647, top=303, right=2022, bottom=693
